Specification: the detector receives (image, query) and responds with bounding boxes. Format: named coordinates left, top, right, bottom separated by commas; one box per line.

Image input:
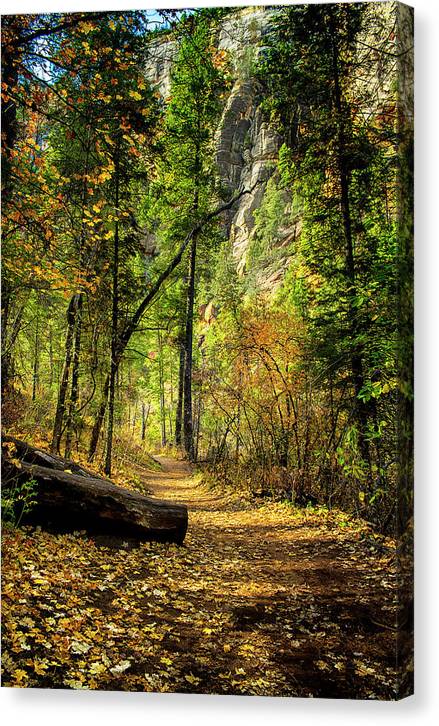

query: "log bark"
left=2, top=437, right=188, bottom=544
left=3, top=436, right=106, bottom=479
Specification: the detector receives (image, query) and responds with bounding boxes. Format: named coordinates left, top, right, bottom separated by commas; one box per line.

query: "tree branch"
left=117, top=182, right=259, bottom=357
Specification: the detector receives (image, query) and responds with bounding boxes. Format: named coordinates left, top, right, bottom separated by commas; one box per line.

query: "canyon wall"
left=145, top=3, right=413, bottom=288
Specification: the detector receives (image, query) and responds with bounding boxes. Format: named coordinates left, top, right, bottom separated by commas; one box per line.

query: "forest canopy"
left=0, top=2, right=414, bottom=699
left=1, top=3, right=413, bottom=532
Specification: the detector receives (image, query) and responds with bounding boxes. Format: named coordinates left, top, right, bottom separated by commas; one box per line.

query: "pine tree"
left=153, top=18, right=227, bottom=459
left=261, top=3, right=400, bottom=494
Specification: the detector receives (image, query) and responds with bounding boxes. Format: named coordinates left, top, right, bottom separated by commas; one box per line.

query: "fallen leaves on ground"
left=1, top=457, right=409, bottom=698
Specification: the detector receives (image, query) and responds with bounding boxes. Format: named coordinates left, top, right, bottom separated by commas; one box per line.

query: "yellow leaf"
left=12, top=669, right=28, bottom=684
left=79, top=21, right=94, bottom=34
left=110, top=660, right=131, bottom=674
left=89, top=662, right=106, bottom=675
left=184, top=673, right=200, bottom=685
left=33, top=659, right=49, bottom=675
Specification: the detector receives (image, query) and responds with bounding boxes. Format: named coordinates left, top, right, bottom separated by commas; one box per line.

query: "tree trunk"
left=157, top=330, right=167, bottom=448
left=88, top=374, right=110, bottom=461
left=32, top=311, right=40, bottom=402
left=183, top=234, right=197, bottom=461
left=175, top=338, right=185, bottom=446
left=64, top=293, right=83, bottom=459
left=194, top=384, right=202, bottom=463
left=1, top=281, right=12, bottom=395
left=51, top=294, right=80, bottom=454
left=1, top=19, right=20, bottom=210
left=141, top=402, right=150, bottom=441
left=48, top=327, right=54, bottom=387
left=104, top=148, right=120, bottom=477
left=330, top=25, right=371, bottom=477
left=2, top=437, right=188, bottom=544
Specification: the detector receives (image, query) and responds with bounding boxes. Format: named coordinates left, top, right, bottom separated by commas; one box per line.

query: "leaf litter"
left=2, top=456, right=407, bottom=698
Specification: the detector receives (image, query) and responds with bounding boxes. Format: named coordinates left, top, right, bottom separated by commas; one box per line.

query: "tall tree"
left=156, top=18, right=227, bottom=459
left=261, top=3, right=400, bottom=493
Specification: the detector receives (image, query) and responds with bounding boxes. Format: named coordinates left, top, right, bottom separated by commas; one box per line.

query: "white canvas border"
left=0, top=0, right=437, bottom=723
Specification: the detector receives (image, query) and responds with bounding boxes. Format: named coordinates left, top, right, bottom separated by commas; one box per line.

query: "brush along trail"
left=1, top=456, right=407, bottom=698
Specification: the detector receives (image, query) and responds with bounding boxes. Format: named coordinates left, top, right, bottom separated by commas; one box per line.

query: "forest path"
left=2, top=456, right=403, bottom=697
left=136, top=455, right=401, bottom=699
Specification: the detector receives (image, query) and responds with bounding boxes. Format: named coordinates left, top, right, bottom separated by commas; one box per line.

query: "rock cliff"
left=145, top=3, right=413, bottom=287
left=145, top=6, right=282, bottom=279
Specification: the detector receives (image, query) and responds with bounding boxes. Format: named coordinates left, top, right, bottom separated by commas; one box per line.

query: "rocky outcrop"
left=144, top=3, right=413, bottom=287
left=145, top=35, right=177, bottom=98
left=215, top=78, right=282, bottom=273
left=145, top=7, right=283, bottom=279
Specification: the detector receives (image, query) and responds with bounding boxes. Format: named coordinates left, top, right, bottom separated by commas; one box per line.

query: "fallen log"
left=2, top=435, right=108, bottom=479
left=1, top=439, right=188, bottom=544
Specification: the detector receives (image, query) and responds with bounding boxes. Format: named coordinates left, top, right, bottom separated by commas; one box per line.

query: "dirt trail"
left=138, top=456, right=402, bottom=699
left=2, top=456, right=406, bottom=697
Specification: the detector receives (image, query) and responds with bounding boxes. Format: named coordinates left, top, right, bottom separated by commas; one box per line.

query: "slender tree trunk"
left=32, top=311, right=40, bottom=402
left=104, top=148, right=120, bottom=477
left=1, top=28, right=19, bottom=395
left=53, top=123, right=90, bottom=455
left=141, top=402, right=149, bottom=441
left=1, top=19, right=20, bottom=213
left=194, top=383, right=202, bottom=463
left=51, top=294, right=80, bottom=453
left=235, top=372, right=242, bottom=461
left=64, top=294, right=83, bottom=458
left=1, top=281, right=12, bottom=395
left=1, top=304, right=25, bottom=395
left=168, top=348, right=174, bottom=440
left=182, top=233, right=197, bottom=461
left=175, top=338, right=185, bottom=446
left=330, top=25, right=371, bottom=476
left=181, top=134, right=201, bottom=461
left=104, top=322, right=118, bottom=476
left=88, top=374, right=110, bottom=461
left=48, top=327, right=54, bottom=388
left=132, top=403, right=137, bottom=435
left=168, top=410, right=174, bottom=442
left=157, top=330, right=167, bottom=448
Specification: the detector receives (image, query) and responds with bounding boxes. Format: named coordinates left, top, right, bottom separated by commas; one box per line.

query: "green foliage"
left=2, top=477, right=38, bottom=528
left=1, top=6, right=412, bottom=531
left=248, top=175, right=287, bottom=267
left=210, top=238, right=244, bottom=314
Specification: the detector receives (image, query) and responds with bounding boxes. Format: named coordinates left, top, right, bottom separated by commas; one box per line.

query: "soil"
left=1, top=456, right=412, bottom=698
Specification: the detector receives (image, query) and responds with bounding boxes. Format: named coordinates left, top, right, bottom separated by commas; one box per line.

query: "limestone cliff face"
left=145, top=3, right=413, bottom=287
left=215, top=77, right=282, bottom=275
left=145, top=6, right=282, bottom=278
